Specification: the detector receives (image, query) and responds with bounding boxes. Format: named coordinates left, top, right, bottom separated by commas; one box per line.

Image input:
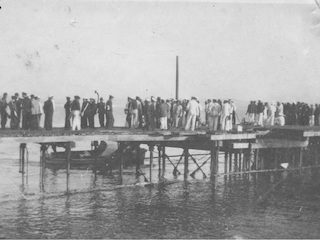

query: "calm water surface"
left=0, top=141, right=320, bottom=239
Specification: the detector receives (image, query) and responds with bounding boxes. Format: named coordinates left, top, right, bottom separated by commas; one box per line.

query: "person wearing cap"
left=80, top=98, right=89, bottom=129
left=124, top=97, right=132, bottom=128
left=14, top=93, right=22, bottom=128
left=21, top=92, right=32, bottom=130
left=105, top=95, right=114, bottom=128
left=71, top=96, right=81, bottom=130
left=208, top=99, right=221, bottom=131
left=147, top=96, right=156, bottom=130
left=131, top=97, right=139, bottom=128
left=185, top=97, right=199, bottom=131
left=97, top=97, right=105, bottom=127
left=30, top=94, right=40, bottom=130
left=43, top=95, right=54, bottom=130
left=8, top=96, right=19, bottom=129
left=159, top=99, right=169, bottom=130
left=0, top=93, right=8, bottom=129
left=173, top=100, right=183, bottom=128
left=88, top=98, right=97, bottom=128
left=64, top=97, right=72, bottom=129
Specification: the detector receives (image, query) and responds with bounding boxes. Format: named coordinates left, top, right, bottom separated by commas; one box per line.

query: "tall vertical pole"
left=176, top=56, right=179, bottom=100
left=224, top=151, right=228, bottom=174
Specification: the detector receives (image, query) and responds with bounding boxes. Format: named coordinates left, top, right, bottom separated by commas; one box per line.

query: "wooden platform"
left=1, top=126, right=320, bottom=150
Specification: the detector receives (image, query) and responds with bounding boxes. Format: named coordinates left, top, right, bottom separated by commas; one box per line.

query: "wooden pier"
left=2, top=126, right=320, bottom=192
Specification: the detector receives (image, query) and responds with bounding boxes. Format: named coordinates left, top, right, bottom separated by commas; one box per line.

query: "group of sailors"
left=0, top=92, right=55, bottom=130
left=124, top=96, right=237, bottom=131
left=65, top=95, right=114, bottom=131
left=0, top=92, right=115, bottom=131
left=245, top=100, right=320, bottom=127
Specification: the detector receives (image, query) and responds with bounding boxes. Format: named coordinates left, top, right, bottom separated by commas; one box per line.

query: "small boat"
left=45, top=141, right=147, bottom=171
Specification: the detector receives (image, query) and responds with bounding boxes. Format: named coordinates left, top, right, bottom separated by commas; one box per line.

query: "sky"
left=1, top=0, right=320, bottom=103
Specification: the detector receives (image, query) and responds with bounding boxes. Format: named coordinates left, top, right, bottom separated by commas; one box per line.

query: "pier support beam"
left=210, top=142, right=219, bottom=186
left=39, top=144, right=49, bottom=191
left=224, top=151, right=228, bottom=174
left=184, top=148, right=189, bottom=179
left=149, top=145, right=154, bottom=183
left=119, top=143, right=124, bottom=184
left=229, top=151, right=232, bottom=172
left=162, top=146, right=166, bottom=172
left=65, top=142, right=71, bottom=193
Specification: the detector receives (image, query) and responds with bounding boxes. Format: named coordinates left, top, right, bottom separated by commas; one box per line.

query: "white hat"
left=151, top=96, right=156, bottom=101
left=145, top=98, right=150, bottom=102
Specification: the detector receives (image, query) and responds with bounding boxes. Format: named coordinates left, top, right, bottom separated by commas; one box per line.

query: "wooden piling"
left=229, top=152, right=232, bottom=172
left=65, top=143, right=71, bottom=193
left=224, top=151, right=228, bottom=174
left=274, top=149, right=278, bottom=171
left=210, top=141, right=219, bottom=182
left=136, top=144, right=141, bottom=173
left=299, top=147, right=303, bottom=174
left=234, top=153, right=238, bottom=172
left=184, top=148, right=189, bottom=178
left=119, top=143, right=124, bottom=184
left=157, top=146, right=161, bottom=173
left=239, top=152, right=242, bottom=172
left=149, top=145, right=154, bottom=183
left=162, top=146, right=166, bottom=171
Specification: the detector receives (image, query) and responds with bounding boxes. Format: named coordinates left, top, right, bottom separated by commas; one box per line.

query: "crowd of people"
left=0, top=92, right=114, bottom=131
left=1, top=92, right=319, bottom=131
left=245, top=101, right=320, bottom=127
left=123, top=97, right=237, bottom=131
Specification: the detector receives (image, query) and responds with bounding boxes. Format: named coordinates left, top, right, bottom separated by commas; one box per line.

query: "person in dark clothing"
left=21, top=92, right=32, bottom=130
left=315, top=104, right=320, bottom=126
left=0, top=93, right=8, bottom=129
left=125, top=97, right=132, bottom=128
left=14, top=93, right=22, bottom=129
left=43, top=96, right=54, bottom=130
left=148, top=96, right=156, bottom=131
left=88, top=98, right=97, bottom=128
left=156, top=97, right=161, bottom=128
left=97, top=97, right=105, bottom=127
left=8, top=96, right=19, bottom=129
left=80, top=98, right=89, bottom=129
left=106, top=95, right=114, bottom=128
left=64, top=97, right=72, bottom=129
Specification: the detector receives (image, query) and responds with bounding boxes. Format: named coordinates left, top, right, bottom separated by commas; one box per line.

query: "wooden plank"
left=252, top=139, right=308, bottom=149
left=210, top=133, right=256, bottom=141
left=232, top=143, right=250, bottom=149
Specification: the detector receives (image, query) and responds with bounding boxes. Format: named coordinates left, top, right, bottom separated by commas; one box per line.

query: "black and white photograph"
left=0, top=0, right=320, bottom=238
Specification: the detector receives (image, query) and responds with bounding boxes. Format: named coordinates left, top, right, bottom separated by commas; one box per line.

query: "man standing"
left=71, top=96, right=81, bottom=131
left=173, top=100, right=183, bottom=128
left=14, top=93, right=22, bottom=129
left=257, top=100, right=264, bottom=126
left=131, top=97, right=138, bottom=128
left=209, top=99, right=221, bottom=131
left=0, top=93, right=8, bottom=129
left=97, top=97, right=105, bottom=127
left=159, top=99, right=168, bottom=130
left=43, top=95, right=54, bottom=130
left=21, top=92, right=32, bottom=130
left=185, top=97, right=199, bottom=131
left=8, top=96, right=19, bottom=129
left=106, top=95, right=114, bottom=128
left=80, top=98, right=89, bottom=129
left=88, top=98, right=97, bottom=128
left=221, top=100, right=232, bottom=131
left=30, top=95, right=40, bottom=130
left=64, top=97, right=72, bottom=129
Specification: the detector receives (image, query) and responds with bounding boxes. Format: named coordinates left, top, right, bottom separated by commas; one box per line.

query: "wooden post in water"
left=299, top=147, right=303, bottom=174
left=40, top=144, right=47, bottom=191
left=136, top=144, right=141, bottom=174
left=149, top=145, right=154, bottom=183
left=65, top=142, right=71, bottom=193
left=184, top=148, right=189, bottom=179
left=157, top=146, right=161, bottom=172
left=229, top=152, right=232, bottom=172
left=234, top=152, right=238, bottom=172
left=162, top=146, right=166, bottom=171
left=224, top=151, right=228, bottom=174
left=93, top=141, right=99, bottom=181
left=119, top=143, right=124, bottom=184
left=210, top=141, right=219, bottom=183
left=239, top=152, right=242, bottom=172
left=274, top=149, right=278, bottom=171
